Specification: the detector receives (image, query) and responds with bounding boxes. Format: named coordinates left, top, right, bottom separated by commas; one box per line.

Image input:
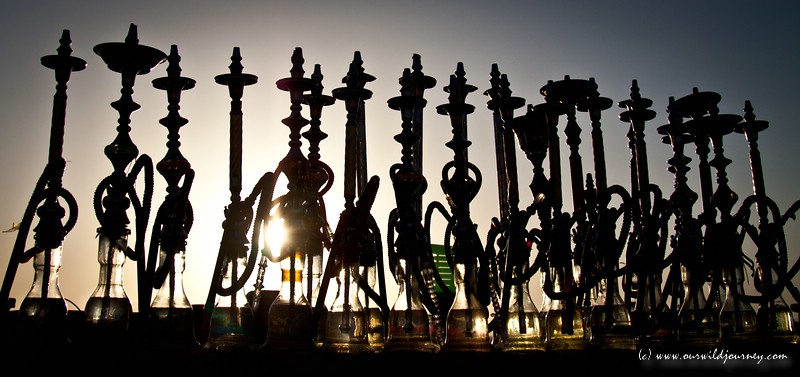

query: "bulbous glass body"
left=384, top=259, right=438, bottom=353
left=204, top=252, right=256, bottom=352
left=718, top=266, right=758, bottom=347
left=442, top=262, right=491, bottom=352
left=589, top=272, right=636, bottom=350
left=84, top=230, right=132, bottom=346
left=148, top=248, right=199, bottom=350
left=19, top=245, right=69, bottom=346
left=500, top=267, right=545, bottom=352
left=676, top=265, right=719, bottom=349
left=322, top=265, right=371, bottom=353
left=633, top=272, right=676, bottom=349
left=363, top=264, right=386, bottom=351
left=543, top=267, right=588, bottom=351
left=263, top=252, right=315, bottom=351
left=755, top=264, right=799, bottom=345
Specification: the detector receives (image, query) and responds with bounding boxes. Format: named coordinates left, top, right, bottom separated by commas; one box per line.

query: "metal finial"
left=125, top=23, right=139, bottom=45
left=290, top=47, right=305, bottom=78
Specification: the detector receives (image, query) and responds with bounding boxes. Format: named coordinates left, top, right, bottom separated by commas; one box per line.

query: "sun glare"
left=263, top=216, right=286, bottom=261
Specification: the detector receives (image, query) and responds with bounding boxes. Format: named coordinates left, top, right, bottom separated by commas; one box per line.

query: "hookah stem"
left=356, top=103, right=384, bottom=313
left=337, top=97, right=360, bottom=317
left=492, top=111, right=510, bottom=221
left=487, top=66, right=510, bottom=221
left=564, top=107, right=586, bottom=215
left=497, top=86, right=523, bottom=342
left=742, top=101, right=769, bottom=225
left=589, top=103, right=609, bottom=196
left=229, top=108, right=243, bottom=203
left=694, top=131, right=715, bottom=226
left=342, top=96, right=361, bottom=209
left=357, top=100, right=369, bottom=195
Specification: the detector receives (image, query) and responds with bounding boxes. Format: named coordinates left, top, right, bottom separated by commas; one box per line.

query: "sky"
left=1, top=0, right=799, bottom=314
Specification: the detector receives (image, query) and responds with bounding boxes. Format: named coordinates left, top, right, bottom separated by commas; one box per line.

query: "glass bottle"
left=501, top=266, right=545, bottom=352
left=539, top=269, right=551, bottom=318
left=718, top=265, right=757, bottom=348
left=308, top=254, right=326, bottom=348
left=441, top=262, right=492, bottom=352
left=84, top=229, right=133, bottom=347
left=322, top=264, right=371, bottom=353
left=544, top=266, right=588, bottom=351
left=589, top=270, right=636, bottom=350
left=676, top=265, right=719, bottom=349
left=755, top=264, right=799, bottom=345
left=203, top=251, right=257, bottom=352
left=19, top=244, right=69, bottom=347
left=148, top=245, right=199, bottom=351
left=263, top=251, right=315, bottom=351
left=632, top=272, right=676, bottom=349
left=383, top=258, right=439, bottom=353
left=363, top=263, right=386, bottom=352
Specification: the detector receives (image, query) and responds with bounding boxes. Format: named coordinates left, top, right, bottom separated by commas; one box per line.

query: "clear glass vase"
left=84, top=229, right=132, bottom=347
left=322, top=264, right=371, bottom=353
left=263, top=252, right=315, bottom=351
left=441, top=262, right=492, bottom=352
left=203, top=252, right=256, bottom=352
left=718, top=265, right=758, bottom=348
left=148, top=248, right=199, bottom=350
left=19, top=245, right=69, bottom=347
left=543, top=266, right=588, bottom=351
left=500, top=266, right=545, bottom=352
left=384, top=258, right=439, bottom=353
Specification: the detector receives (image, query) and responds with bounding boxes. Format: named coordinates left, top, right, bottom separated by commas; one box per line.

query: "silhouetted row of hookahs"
left=2, top=24, right=798, bottom=357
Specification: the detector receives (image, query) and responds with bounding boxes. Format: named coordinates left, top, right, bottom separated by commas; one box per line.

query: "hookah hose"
left=205, top=171, right=274, bottom=312
left=732, top=194, right=800, bottom=304
left=147, top=169, right=195, bottom=290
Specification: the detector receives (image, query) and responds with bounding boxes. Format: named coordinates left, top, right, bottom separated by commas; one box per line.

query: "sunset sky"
left=1, top=1, right=799, bottom=312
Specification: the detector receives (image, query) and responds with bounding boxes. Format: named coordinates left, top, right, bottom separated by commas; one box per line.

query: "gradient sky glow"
left=1, top=0, right=799, bottom=312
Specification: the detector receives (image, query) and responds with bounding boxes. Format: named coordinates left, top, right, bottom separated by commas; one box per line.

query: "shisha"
left=618, top=81, right=676, bottom=349
left=145, top=44, right=198, bottom=349
left=85, top=23, right=164, bottom=344
left=2, top=23, right=800, bottom=361
left=313, top=52, right=388, bottom=354
left=533, top=76, right=598, bottom=351
left=663, top=88, right=738, bottom=349
left=0, top=30, right=85, bottom=345
left=385, top=62, right=447, bottom=352
left=299, top=62, right=336, bottom=349
left=426, top=62, right=495, bottom=353
left=497, top=100, right=553, bottom=353
left=252, top=47, right=336, bottom=352
left=203, top=46, right=263, bottom=352
left=483, top=65, right=530, bottom=351
left=728, top=100, right=800, bottom=345
left=572, top=78, right=636, bottom=350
